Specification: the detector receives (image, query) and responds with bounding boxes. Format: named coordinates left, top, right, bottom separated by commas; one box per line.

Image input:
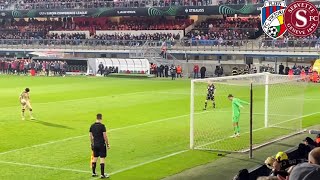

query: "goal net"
left=190, top=73, right=307, bottom=152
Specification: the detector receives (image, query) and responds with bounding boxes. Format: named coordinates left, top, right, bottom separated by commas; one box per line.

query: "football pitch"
left=0, top=76, right=319, bottom=180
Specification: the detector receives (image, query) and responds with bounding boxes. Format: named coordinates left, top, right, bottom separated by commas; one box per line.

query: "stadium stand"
left=234, top=136, right=320, bottom=180
left=2, top=16, right=320, bottom=52
left=100, top=17, right=193, bottom=30
left=57, top=17, right=193, bottom=31
left=191, top=17, right=261, bottom=36
left=0, top=17, right=188, bottom=40
left=262, top=32, right=320, bottom=48
left=185, top=17, right=262, bottom=46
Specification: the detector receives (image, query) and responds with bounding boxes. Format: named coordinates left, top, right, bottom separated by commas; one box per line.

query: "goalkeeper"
left=203, top=83, right=216, bottom=110
left=228, top=94, right=249, bottom=137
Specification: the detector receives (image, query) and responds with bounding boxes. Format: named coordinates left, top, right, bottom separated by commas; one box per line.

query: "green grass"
left=0, top=76, right=319, bottom=180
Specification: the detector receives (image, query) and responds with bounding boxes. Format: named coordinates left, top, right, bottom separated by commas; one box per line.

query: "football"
left=20, top=99, right=26, bottom=105
left=268, top=26, right=278, bottom=37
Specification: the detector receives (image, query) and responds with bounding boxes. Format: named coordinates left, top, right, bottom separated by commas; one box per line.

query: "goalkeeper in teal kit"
left=228, top=94, right=249, bottom=137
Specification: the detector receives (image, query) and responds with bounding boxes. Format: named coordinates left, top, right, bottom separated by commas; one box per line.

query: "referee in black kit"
left=89, top=113, right=110, bottom=178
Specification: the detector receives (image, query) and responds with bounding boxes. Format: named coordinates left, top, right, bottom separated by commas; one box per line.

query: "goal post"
left=190, top=73, right=307, bottom=152
left=265, top=73, right=269, bottom=128
left=190, top=79, right=195, bottom=149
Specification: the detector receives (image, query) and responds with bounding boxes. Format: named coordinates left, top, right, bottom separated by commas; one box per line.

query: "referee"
left=89, top=113, right=110, bottom=178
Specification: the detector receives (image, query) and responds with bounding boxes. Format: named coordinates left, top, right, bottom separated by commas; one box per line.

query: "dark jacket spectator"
left=279, top=63, right=284, bottom=74
left=200, top=66, right=206, bottom=79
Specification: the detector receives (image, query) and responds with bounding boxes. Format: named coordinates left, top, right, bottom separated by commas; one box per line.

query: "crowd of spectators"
left=46, top=32, right=87, bottom=40
left=262, top=32, right=320, bottom=48
left=56, top=17, right=192, bottom=32
left=0, top=18, right=184, bottom=46
left=104, top=17, right=193, bottom=31
left=9, top=0, right=258, bottom=10
left=93, top=32, right=179, bottom=41
left=186, top=17, right=261, bottom=46
left=0, top=18, right=62, bottom=40
left=2, top=17, right=320, bottom=49
left=234, top=134, right=320, bottom=180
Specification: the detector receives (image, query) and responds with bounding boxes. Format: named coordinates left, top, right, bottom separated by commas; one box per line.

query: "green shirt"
left=232, top=98, right=249, bottom=116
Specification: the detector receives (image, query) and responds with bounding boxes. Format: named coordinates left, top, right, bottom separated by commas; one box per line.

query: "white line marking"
left=0, top=160, right=91, bottom=173
left=0, top=112, right=202, bottom=156
left=0, top=112, right=318, bottom=176
left=213, top=110, right=295, bottom=117
left=109, top=150, right=189, bottom=175
left=0, top=135, right=87, bottom=156
left=285, top=98, right=320, bottom=101
left=0, top=88, right=189, bottom=110
left=0, top=150, right=188, bottom=175
left=197, top=112, right=320, bottom=149
left=0, top=110, right=296, bottom=156
left=0, top=90, right=186, bottom=109
left=0, top=91, right=152, bottom=109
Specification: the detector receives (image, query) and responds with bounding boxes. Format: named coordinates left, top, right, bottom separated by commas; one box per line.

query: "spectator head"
left=233, top=169, right=249, bottom=180
left=309, top=147, right=320, bottom=165
left=275, top=151, right=288, bottom=162
left=304, top=137, right=316, bottom=146
left=264, top=156, right=276, bottom=169
left=315, top=134, right=320, bottom=145
left=289, top=163, right=320, bottom=180
left=257, top=176, right=278, bottom=180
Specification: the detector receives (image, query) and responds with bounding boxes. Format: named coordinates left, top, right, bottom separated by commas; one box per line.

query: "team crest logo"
left=261, top=1, right=287, bottom=39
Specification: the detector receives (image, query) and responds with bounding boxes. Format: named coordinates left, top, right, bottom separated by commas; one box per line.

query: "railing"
left=188, top=27, right=262, bottom=39
left=1, top=39, right=320, bottom=52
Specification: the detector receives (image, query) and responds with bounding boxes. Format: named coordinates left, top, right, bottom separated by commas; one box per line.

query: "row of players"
left=0, top=60, right=68, bottom=76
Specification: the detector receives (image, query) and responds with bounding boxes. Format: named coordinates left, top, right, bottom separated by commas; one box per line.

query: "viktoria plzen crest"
left=261, top=1, right=287, bottom=39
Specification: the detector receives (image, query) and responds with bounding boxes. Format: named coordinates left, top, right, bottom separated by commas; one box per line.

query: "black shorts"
left=93, top=144, right=107, bottom=158
left=206, top=94, right=215, bottom=101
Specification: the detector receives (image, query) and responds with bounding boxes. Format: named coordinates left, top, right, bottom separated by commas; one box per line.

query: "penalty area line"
left=196, top=112, right=320, bottom=149
left=109, top=150, right=189, bottom=175
left=0, top=88, right=186, bottom=110
left=0, top=112, right=205, bottom=156
left=0, top=134, right=87, bottom=156
left=0, top=160, right=91, bottom=174
left=0, top=150, right=189, bottom=176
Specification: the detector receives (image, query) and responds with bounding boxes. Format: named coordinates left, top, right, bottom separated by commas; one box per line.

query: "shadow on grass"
left=221, top=153, right=265, bottom=166
left=28, top=120, right=74, bottom=129
left=274, top=142, right=297, bottom=148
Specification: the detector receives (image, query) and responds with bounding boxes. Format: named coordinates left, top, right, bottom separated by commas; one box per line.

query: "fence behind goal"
left=190, top=73, right=307, bottom=152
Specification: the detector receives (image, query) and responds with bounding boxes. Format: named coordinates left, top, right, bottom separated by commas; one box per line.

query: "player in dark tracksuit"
left=204, top=83, right=216, bottom=110
left=97, top=63, right=104, bottom=76
left=89, top=114, right=110, bottom=178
